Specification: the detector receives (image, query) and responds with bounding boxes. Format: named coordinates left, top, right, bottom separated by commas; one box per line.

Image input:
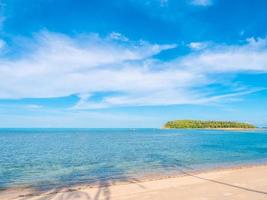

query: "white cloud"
left=0, top=32, right=266, bottom=109
left=191, top=0, right=213, bottom=6
left=181, top=37, right=267, bottom=73
left=188, top=42, right=209, bottom=50
left=24, top=104, right=43, bottom=109
left=108, top=32, right=129, bottom=42
left=0, top=32, right=176, bottom=99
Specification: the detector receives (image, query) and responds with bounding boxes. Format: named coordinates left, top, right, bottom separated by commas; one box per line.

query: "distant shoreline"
left=162, top=127, right=259, bottom=131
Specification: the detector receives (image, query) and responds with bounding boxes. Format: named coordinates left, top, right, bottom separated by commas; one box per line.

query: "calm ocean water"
left=1, top=128, right=267, bottom=189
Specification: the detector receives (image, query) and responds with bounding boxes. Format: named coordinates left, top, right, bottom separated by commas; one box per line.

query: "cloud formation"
left=0, top=32, right=266, bottom=109
left=188, top=42, right=210, bottom=50
left=182, top=38, right=267, bottom=72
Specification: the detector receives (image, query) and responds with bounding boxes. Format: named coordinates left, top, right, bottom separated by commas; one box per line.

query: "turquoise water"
left=1, top=128, right=267, bottom=189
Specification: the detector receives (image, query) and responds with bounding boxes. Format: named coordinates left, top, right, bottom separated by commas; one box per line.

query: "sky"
left=0, top=0, right=267, bottom=128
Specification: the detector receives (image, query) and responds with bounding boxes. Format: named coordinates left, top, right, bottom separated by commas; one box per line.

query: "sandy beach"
left=1, top=165, right=267, bottom=200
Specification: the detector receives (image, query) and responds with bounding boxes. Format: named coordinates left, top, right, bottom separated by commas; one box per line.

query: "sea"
left=1, top=128, right=267, bottom=190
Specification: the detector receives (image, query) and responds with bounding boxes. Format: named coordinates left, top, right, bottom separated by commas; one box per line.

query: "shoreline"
left=161, top=127, right=261, bottom=131
left=1, top=163, right=267, bottom=200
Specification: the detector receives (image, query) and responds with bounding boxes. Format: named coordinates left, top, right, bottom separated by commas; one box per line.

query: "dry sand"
left=1, top=165, right=267, bottom=200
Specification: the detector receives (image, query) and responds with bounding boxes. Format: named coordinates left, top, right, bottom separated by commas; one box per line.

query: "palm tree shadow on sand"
left=16, top=153, right=267, bottom=200
left=18, top=164, right=145, bottom=200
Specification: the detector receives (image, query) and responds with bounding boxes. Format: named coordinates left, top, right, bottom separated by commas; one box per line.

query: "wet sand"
left=1, top=165, right=267, bottom=200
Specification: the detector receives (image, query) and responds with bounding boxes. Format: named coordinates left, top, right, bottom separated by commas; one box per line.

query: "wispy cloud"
left=181, top=37, right=267, bottom=73
left=108, top=32, right=129, bottom=42
left=0, top=32, right=266, bottom=109
left=188, top=41, right=210, bottom=50
left=191, top=0, right=213, bottom=6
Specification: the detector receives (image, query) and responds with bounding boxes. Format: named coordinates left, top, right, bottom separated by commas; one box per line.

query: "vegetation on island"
left=164, top=120, right=256, bottom=129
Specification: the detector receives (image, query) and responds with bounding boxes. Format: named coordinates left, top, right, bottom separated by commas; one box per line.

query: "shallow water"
left=0, top=128, right=267, bottom=189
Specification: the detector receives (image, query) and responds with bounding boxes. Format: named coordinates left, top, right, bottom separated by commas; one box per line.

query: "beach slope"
left=1, top=165, right=267, bottom=200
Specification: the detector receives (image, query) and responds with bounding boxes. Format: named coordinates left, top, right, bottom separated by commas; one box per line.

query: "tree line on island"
left=164, top=120, right=256, bottom=129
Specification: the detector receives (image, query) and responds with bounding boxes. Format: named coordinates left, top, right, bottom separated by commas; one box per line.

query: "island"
left=163, top=120, right=256, bottom=129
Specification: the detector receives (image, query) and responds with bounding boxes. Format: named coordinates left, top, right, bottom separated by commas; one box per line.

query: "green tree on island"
left=164, top=120, right=256, bottom=129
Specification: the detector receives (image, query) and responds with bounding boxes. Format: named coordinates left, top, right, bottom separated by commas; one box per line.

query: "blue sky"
left=0, top=0, right=267, bottom=127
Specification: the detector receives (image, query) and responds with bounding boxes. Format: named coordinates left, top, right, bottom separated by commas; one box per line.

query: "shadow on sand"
left=12, top=153, right=267, bottom=200
left=17, top=164, right=145, bottom=200
left=148, top=153, right=267, bottom=196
